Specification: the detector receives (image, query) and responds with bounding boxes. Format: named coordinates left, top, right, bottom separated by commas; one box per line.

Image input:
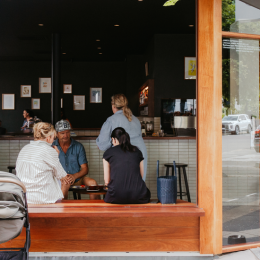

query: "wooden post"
left=51, top=33, right=61, bottom=125
left=197, top=0, right=222, bottom=254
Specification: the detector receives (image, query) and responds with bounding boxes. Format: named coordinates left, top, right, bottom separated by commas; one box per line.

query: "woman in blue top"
left=96, top=94, right=148, bottom=180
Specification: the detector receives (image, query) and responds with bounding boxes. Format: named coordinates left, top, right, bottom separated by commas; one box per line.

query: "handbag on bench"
left=157, top=160, right=177, bottom=204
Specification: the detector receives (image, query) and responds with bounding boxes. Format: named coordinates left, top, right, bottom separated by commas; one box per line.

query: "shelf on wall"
left=138, top=79, right=154, bottom=117
left=139, top=102, right=148, bottom=107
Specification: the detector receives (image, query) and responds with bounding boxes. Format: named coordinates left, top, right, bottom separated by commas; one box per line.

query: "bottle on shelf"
left=141, top=121, right=146, bottom=137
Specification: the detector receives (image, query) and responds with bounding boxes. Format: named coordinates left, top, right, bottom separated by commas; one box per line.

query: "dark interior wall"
left=0, top=61, right=127, bottom=132
left=0, top=61, right=52, bottom=132
left=0, top=34, right=196, bottom=131
left=143, top=37, right=155, bottom=82
left=126, top=55, right=144, bottom=116
left=154, top=34, right=196, bottom=116
left=61, top=61, right=126, bottom=128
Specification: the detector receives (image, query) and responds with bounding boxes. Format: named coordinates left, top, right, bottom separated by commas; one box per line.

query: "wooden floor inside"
left=1, top=200, right=205, bottom=252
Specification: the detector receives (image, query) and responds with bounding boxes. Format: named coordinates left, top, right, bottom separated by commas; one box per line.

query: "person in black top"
left=103, top=127, right=150, bottom=204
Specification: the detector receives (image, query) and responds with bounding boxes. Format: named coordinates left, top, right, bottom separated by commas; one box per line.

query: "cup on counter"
left=159, top=130, right=164, bottom=137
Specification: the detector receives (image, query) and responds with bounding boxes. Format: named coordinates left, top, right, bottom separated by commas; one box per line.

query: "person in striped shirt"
left=16, top=122, right=71, bottom=204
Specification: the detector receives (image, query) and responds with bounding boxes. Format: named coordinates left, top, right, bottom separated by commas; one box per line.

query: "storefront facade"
left=1, top=0, right=260, bottom=256
left=198, top=0, right=260, bottom=254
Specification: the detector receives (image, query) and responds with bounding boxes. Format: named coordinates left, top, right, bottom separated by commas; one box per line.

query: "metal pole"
left=51, top=33, right=61, bottom=125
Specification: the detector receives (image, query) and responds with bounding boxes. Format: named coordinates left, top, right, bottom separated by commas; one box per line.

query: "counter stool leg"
left=78, top=193, right=81, bottom=200
left=183, top=167, right=191, bottom=202
left=178, top=167, right=183, bottom=200
left=73, top=192, right=77, bottom=200
left=166, top=167, right=169, bottom=176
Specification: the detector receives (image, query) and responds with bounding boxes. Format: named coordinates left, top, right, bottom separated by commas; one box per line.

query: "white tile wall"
left=0, top=139, right=197, bottom=203
left=73, top=130, right=101, bottom=136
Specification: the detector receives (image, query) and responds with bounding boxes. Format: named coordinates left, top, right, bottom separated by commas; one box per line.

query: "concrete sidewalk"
left=29, top=252, right=215, bottom=260
left=219, top=248, right=260, bottom=260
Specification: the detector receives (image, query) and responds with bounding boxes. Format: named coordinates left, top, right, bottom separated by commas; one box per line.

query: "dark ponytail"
left=25, top=108, right=34, bottom=118
left=111, top=127, right=136, bottom=152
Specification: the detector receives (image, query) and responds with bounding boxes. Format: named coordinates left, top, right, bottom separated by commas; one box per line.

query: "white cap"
left=55, top=120, right=71, bottom=132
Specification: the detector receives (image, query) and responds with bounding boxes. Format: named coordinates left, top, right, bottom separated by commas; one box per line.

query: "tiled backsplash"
left=73, top=130, right=101, bottom=136
left=0, top=138, right=197, bottom=203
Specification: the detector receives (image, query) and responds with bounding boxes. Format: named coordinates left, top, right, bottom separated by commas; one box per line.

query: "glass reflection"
left=222, top=38, right=260, bottom=246
left=222, top=0, right=260, bottom=35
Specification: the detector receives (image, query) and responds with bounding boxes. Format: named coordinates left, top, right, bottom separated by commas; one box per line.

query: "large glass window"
left=223, top=0, right=260, bottom=35
left=222, top=37, right=260, bottom=245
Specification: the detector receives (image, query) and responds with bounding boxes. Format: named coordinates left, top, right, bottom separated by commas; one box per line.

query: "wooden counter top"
left=28, top=199, right=204, bottom=218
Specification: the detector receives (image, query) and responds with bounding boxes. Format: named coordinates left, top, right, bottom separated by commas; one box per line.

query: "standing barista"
left=21, top=109, right=34, bottom=130
left=96, top=94, right=148, bottom=181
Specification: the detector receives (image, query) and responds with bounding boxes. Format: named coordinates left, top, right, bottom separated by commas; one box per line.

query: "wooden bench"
left=1, top=200, right=205, bottom=252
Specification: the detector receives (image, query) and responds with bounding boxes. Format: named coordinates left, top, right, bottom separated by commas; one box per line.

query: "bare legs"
left=83, top=177, right=101, bottom=200
left=61, top=182, right=71, bottom=200
left=61, top=177, right=100, bottom=200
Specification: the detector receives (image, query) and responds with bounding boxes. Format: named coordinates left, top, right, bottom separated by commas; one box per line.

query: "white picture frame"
left=39, top=77, right=51, bottom=93
left=73, top=95, right=85, bottom=110
left=20, top=85, right=31, bottom=97
left=63, top=84, right=72, bottom=94
left=31, top=98, right=40, bottom=109
left=184, top=57, right=196, bottom=80
left=90, top=88, right=102, bottom=103
left=2, top=94, right=15, bottom=110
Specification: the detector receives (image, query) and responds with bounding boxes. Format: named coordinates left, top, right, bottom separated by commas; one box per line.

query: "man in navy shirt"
left=53, top=120, right=99, bottom=199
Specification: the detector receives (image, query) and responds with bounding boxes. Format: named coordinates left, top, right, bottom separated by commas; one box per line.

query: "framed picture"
left=90, top=88, right=102, bottom=103
left=184, top=57, right=196, bottom=80
left=39, top=77, right=51, bottom=93
left=73, top=95, right=85, bottom=110
left=20, top=85, right=31, bottom=97
left=31, top=98, right=40, bottom=109
left=61, top=98, right=63, bottom=108
left=2, top=94, right=15, bottom=110
left=145, top=62, right=149, bottom=76
left=63, top=84, right=72, bottom=94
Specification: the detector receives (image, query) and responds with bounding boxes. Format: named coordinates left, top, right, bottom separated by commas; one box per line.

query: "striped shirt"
left=16, top=140, right=67, bottom=204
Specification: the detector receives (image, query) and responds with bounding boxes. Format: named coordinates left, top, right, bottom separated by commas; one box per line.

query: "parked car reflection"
left=222, top=114, right=252, bottom=135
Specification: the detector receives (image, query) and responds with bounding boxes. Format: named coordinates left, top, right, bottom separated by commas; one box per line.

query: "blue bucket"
left=157, top=160, right=177, bottom=204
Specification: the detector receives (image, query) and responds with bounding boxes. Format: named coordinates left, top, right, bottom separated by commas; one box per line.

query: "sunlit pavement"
left=222, top=133, right=260, bottom=246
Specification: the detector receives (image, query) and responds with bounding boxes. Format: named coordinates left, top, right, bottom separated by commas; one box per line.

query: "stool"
left=68, top=187, right=82, bottom=199
left=69, top=187, right=106, bottom=200
left=7, top=166, right=15, bottom=174
left=164, top=163, right=191, bottom=202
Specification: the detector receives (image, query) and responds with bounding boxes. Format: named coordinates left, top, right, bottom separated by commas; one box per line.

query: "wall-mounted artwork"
left=31, top=98, right=40, bottom=109
left=184, top=57, right=196, bottom=80
left=20, top=85, right=31, bottom=97
left=90, top=88, right=102, bottom=103
left=63, top=84, right=72, bottom=94
left=2, top=94, right=15, bottom=110
left=73, top=95, right=85, bottom=110
left=39, top=77, right=51, bottom=93
left=61, top=98, right=63, bottom=108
